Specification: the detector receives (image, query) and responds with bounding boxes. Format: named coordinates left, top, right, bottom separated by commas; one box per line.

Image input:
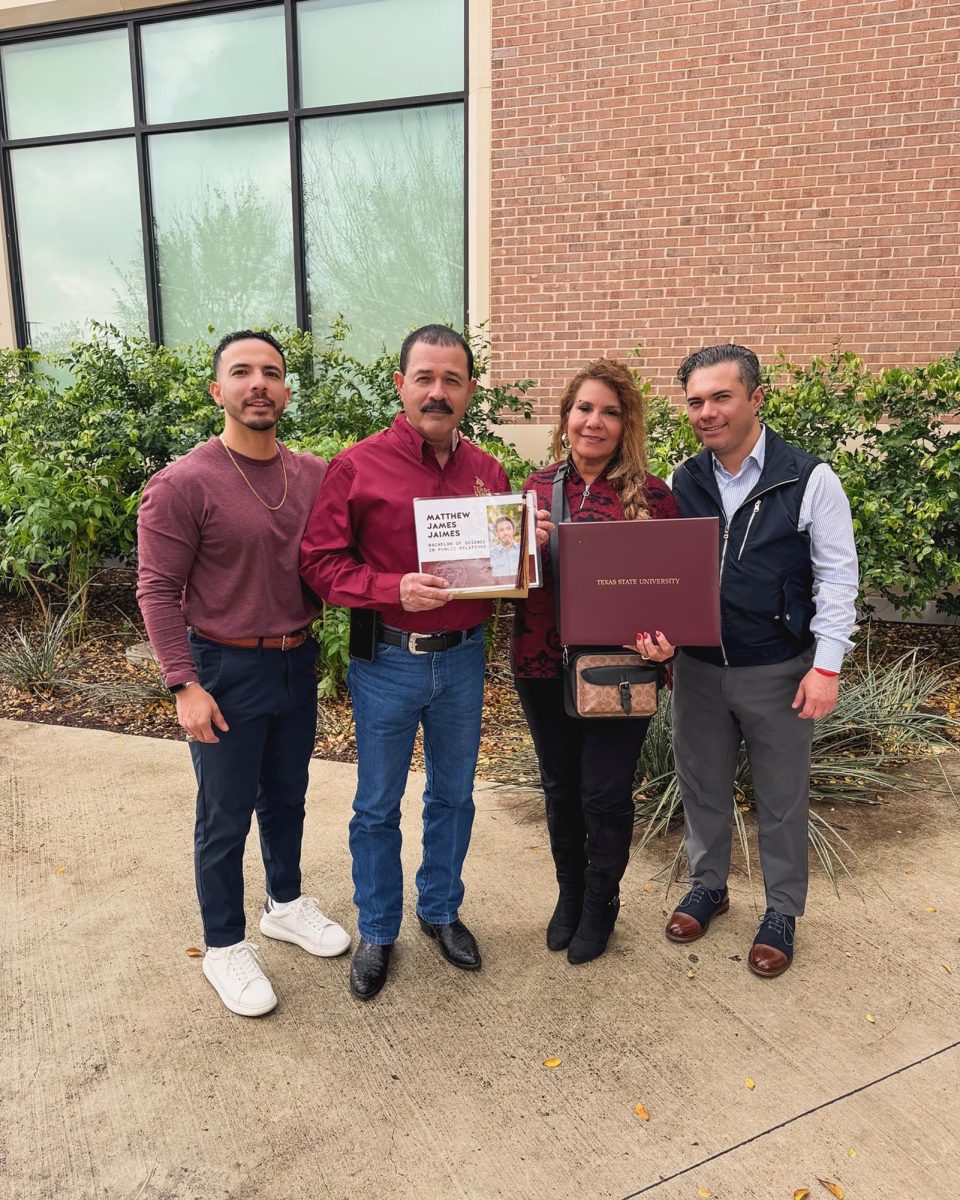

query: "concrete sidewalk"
left=2, top=718, right=958, bottom=1200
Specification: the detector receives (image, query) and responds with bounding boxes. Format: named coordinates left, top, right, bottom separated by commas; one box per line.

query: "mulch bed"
left=1, top=569, right=958, bottom=783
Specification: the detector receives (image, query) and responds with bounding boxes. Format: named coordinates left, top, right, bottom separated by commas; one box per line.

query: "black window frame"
left=0, top=0, right=469, bottom=348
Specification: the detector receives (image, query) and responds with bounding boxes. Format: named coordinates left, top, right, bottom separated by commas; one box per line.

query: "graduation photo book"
left=414, top=492, right=542, bottom=598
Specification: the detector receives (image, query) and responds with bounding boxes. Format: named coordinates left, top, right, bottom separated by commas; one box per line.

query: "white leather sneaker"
left=259, top=895, right=351, bottom=957
left=202, top=941, right=277, bottom=1017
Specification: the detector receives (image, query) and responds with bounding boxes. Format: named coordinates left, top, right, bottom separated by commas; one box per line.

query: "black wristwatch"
left=169, top=681, right=197, bottom=695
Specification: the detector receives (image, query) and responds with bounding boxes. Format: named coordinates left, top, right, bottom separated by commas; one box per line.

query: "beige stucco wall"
left=0, top=0, right=163, bottom=29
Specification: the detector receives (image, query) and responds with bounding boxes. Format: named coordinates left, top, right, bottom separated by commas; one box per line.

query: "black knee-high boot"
left=567, top=893, right=621, bottom=964
left=544, top=796, right=587, bottom=951
left=567, top=804, right=633, bottom=964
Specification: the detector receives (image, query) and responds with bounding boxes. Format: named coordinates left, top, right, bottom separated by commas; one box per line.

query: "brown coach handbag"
left=550, top=463, right=663, bottom=720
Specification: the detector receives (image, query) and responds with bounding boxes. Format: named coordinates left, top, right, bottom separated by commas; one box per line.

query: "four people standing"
left=137, top=330, right=857, bottom=1014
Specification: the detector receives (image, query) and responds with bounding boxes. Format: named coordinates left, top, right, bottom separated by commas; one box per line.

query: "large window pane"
left=1, top=30, right=132, bottom=139
left=141, top=7, right=287, bottom=124
left=11, top=140, right=146, bottom=353
left=149, top=124, right=295, bottom=345
left=298, top=0, right=462, bottom=108
left=302, top=104, right=463, bottom=357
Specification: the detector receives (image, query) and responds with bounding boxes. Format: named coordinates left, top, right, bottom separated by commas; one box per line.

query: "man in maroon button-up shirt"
left=300, top=325, right=510, bottom=1000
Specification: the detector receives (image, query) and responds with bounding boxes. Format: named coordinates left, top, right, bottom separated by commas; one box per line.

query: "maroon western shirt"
left=137, top=438, right=327, bottom=687
left=512, top=458, right=681, bottom=678
left=300, top=412, right=510, bottom=633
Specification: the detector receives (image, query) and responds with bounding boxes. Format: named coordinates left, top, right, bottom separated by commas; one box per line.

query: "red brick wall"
left=488, top=0, right=960, bottom=414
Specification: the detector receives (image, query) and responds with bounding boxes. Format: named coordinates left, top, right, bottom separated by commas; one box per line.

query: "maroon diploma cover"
left=558, top=517, right=721, bottom=646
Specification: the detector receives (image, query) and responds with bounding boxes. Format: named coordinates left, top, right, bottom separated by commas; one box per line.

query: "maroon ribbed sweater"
left=136, top=437, right=327, bottom=687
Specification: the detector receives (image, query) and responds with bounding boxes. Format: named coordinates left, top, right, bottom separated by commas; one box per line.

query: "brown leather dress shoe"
left=665, top=884, right=729, bottom=943
left=747, top=909, right=796, bottom=978
left=747, top=943, right=792, bottom=977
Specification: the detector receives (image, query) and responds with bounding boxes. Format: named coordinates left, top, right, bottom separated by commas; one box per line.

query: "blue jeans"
left=347, top=627, right=485, bottom=944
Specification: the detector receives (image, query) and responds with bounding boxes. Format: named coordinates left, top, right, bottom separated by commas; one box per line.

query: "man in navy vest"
left=666, top=344, right=858, bottom=977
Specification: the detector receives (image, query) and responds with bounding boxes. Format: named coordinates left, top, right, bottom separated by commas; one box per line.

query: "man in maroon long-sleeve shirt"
left=300, top=325, right=511, bottom=1001
left=137, top=330, right=350, bottom=1018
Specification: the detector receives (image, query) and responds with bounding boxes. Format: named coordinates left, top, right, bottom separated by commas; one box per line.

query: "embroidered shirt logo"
left=474, top=477, right=492, bottom=496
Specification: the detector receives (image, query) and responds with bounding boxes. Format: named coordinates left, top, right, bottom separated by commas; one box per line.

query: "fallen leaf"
left=744, top=1077, right=756, bottom=1090
left=634, top=1102, right=649, bottom=1121
left=848, top=1148, right=857, bottom=1158
left=793, top=1190, right=811, bottom=1200
left=926, top=906, right=937, bottom=913
left=54, top=865, right=67, bottom=874
left=697, top=1190, right=712, bottom=1199
left=865, top=1013, right=876, bottom=1023
left=643, top=882, right=654, bottom=893
left=687, top=969, right=696, bottom=978
left=943, top=963, right=953, bottom=974
left=543, top=1057, right=562, bottom=1069
left=818, top=1181, right=844, bottom=1199
left=185, top=946, right=203, bottom=958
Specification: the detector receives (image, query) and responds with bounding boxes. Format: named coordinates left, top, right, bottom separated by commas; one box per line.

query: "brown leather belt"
left=192, top=627, right=309, bottom=651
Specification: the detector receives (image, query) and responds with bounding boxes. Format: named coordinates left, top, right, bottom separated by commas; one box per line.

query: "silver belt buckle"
left=407, top=632, right=431, bottom=655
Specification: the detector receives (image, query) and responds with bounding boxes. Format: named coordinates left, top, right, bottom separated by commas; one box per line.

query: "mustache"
left=421, top=401, right=454, bottom=414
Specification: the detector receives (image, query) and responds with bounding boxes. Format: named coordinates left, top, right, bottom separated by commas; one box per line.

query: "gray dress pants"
left=672, top=648, right=815, bottom=916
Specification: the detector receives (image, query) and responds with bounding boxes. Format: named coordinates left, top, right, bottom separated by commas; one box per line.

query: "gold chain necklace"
left=219, top=436, right=288, bottom=511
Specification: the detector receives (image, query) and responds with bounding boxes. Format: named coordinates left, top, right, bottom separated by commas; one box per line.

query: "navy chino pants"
left=188, top=632, right=319, bottom=947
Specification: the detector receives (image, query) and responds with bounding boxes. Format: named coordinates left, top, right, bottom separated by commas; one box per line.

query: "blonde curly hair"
left=549, top=359, right=650, bottom=521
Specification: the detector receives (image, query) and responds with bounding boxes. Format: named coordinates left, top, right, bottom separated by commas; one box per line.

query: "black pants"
left=189, top=633, right=319, bottom=947
left=514, top=677, right=651, bottom=902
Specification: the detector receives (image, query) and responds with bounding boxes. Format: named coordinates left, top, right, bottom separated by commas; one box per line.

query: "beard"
left=236, top=402, right=280, bottom=431
left=241, top=413, right=279, bottom=431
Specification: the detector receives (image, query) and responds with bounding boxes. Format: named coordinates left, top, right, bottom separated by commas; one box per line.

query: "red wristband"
left=814, top=667, right=839, bottom=677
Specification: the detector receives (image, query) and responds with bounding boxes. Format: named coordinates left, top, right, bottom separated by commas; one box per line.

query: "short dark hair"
left=213, top=329, right=286, bottom=377
left=495, top=516, right=515, bottom=529
left=676, top=344, right=761, bottom=395
left=399, top=324, right=474, bottom=378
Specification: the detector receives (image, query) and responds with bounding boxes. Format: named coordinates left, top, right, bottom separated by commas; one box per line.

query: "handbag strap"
left=550, top=461, right=570, bottom=645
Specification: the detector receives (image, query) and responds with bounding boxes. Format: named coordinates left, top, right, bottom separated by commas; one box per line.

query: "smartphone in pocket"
left=348, top=608, right=378, bottom=661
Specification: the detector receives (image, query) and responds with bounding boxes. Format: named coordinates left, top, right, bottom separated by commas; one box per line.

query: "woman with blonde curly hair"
left=512, top=359, right=679, bottom=964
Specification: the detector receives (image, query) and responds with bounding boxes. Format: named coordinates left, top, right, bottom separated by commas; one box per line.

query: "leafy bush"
left=0, top=331, right=214, bottom=597
left=641, top=348, right=960, bottom=617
